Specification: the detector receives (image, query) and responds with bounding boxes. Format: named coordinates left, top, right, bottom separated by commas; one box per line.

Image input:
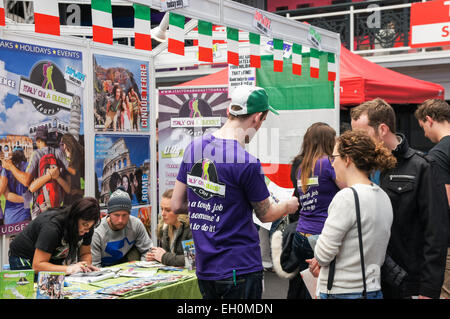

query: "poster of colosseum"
left=93, top=53, right=149, bottom=133
left=0, top=38, right=85, bottom=235
left=95, top=134, right=150, bottom=208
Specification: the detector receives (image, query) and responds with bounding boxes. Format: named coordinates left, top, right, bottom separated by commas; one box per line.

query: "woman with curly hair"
left=307, top=129, right=397, bottom=299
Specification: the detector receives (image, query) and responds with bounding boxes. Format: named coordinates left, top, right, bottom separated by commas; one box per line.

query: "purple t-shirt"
left=1, top=162, right=31, bottom=224
left=177, top=134, right=270, bottom=280
left=296, top=156, right=339, bottom=234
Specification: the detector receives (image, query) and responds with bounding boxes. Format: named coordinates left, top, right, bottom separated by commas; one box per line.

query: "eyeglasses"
left=328, top=154, right=341, bottom=164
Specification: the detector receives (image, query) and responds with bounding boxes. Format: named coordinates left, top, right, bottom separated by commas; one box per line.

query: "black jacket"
left=380, top=134, right=449, bottom=298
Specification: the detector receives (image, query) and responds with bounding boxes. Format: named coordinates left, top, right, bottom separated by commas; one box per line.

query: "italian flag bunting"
left=34, top=0, right=60, bottom=36
left=91, top=0, right=113, bottom=45
left=226, top=27, right=239, bottom=66
left=0, top=1, right=6, bottom=26
left=133, top=4, right=151, bottom=51
left=327, top=52, right=336, bottom=81
left=249, top=32, right=261, bottom=68
left=310, top=48, right=320, bottom=78
left=198, top=20, right=213, bottom=62
left=168, top=13, right=185, bottom=56
left=273, top=38, right=284, bottom=72
left=292, top=43, right=302, bottom=76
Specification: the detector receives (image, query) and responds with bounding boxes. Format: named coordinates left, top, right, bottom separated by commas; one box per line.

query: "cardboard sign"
left=410, top=0, right=450, bottom=48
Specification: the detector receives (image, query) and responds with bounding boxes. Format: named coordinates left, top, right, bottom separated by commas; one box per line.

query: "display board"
left=0, top=36, right=86, bottom=235
left=157, top=86, right=229, bottom=198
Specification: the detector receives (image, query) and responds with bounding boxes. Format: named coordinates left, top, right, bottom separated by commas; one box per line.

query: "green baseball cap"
left=228, top=85, right=279, bottom=116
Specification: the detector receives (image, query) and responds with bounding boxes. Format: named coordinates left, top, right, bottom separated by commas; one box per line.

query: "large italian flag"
left=251, top=54, right=336, bottom=188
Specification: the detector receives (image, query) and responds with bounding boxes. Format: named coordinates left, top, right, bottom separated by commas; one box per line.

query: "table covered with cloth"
left=63, top=261, right=202, bottom=299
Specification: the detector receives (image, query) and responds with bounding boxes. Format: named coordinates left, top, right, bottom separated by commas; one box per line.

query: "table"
left=64, top=262, right=202, bottom=299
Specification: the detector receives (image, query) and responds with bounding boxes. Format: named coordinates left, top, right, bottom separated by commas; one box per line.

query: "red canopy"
left=179, top=45, right=445, bottom=106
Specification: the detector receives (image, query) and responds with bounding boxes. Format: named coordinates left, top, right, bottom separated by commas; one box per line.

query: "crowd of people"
left=5, top=85, right=450, bottom=300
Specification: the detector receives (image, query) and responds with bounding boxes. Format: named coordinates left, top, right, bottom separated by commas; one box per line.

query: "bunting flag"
left=249, top=32, right=261, bottom=68
left=0, top=1, right=5, bottom=27
left=91, top=0, right=113, bottom=45
left=292, top=43, right=302, bottom=76
left=226, top=27, right=239, bottom=66
left=198, top=20, right=213, bottom=62
left=310, top=48, right=320, bottom=78
left=327, top=52, right=336, bottom=81
left=34, top=0, right=60, bottom=36
left=133, top=4, right=151, bottom=51
left=273, top=38, right=284, bottom=72
left=168, top=13, right=185, bottom=55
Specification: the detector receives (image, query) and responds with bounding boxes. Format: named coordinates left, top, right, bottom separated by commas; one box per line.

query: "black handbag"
left=326, top=187, right=367, bottom=299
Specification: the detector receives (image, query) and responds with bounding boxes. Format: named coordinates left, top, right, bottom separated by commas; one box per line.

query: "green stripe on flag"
left=310, top=48, right=320, bottom=58
left=133, top=4, right=150, bottom=21
left=198, top=20, right=212, bottom=36
left=169, top=12, right=185, bottom=28
left=328, top=52, right=335, bottom=63
left=292, top=43, right=302, bottom=55
left=227, top=27, right=239, bottom=42
left=91, top=0, right=112, bottom=13
left=249, top=32, right=260, bottom=45
left=273, top=38, right=283, bottom=51
left=256, top=55, right=334, bottom=110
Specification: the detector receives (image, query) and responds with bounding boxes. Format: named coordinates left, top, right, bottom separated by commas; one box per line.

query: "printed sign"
left=161, top=0, right=189, bottom=11
left=253, top=9, right=272, bottom=37
left=0, top=38, right=84, bottom=229
left=228, top=54, right=256, bottom=96
left=95, top=135, right=150, bottom=208
left=158, top=87, right=229, bottom=197
left=93, top=54, right=149, bottom=132
left=410, top=0, right=450, bottom=48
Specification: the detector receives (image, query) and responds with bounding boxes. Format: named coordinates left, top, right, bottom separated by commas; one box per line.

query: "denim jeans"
left=292, top=231, right=314, bottom=272
left=197, top=270, right=264, bottom=299
left=320, top=290, right=383, bottom=299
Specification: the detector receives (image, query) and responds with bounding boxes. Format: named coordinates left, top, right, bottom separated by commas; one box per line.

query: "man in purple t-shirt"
left=172, top=85, right=299, bottom=299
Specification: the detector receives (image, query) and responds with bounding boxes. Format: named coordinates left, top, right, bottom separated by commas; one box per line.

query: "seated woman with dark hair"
left=8, top=197, right=101, bottom=275
left=147, top=189, right=192, bottom=267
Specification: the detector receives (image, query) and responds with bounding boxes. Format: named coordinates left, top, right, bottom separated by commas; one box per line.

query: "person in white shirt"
left=307, top=130, right=396, bottom=299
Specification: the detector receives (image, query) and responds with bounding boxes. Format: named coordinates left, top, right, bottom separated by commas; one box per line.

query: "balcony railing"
left=279, top=1, right=450, bottom=57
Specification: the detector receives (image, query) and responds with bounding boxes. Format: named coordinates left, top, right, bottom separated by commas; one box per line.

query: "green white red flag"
left=91, top=0, right=113, bottom=45
left=249, top=32, right=261, bottom=68
left=198, top=20, right=213, bottom=62
left=227, top=27, right=239, bottom=66
left=133, top=4, right=152, bottom=51
left=34, top=0, right=60, bottom=36
left=168, top=13, right=185, bottom=55
left=273, top=38, right=283, bottom=72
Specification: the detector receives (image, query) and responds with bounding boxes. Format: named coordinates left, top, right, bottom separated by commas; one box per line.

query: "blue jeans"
left=292, top=231, right=314, bottom=272
left=320, top=290, right=383, bottom=299
left=197, top=270, right=263, bottom=299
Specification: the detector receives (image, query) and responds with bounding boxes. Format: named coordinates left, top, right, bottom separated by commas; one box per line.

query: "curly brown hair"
left=336, top=130, right=397, bottom=175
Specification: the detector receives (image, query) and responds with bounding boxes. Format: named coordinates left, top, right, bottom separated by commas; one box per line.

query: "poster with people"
left=157, top=86, right=229, bottom=198
left=93, top=53, right=149, bottom=133
left=95, top=134, right=150, bottom=209
left=0, top=38, right=85, bottom=235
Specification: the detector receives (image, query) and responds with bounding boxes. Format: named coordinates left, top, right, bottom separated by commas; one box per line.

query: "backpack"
left=35, top=149, right=62, bottom=212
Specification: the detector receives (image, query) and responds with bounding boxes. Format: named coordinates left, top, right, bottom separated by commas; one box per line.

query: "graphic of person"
left=42, top=63, right=54, bottom=90
left=189, top=99, right=202, bottom=118
left=201, top=160, right=210, bottom=181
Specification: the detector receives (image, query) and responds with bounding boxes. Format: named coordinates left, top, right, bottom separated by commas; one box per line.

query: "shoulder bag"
left=326, top=186, right=367, bottom=299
